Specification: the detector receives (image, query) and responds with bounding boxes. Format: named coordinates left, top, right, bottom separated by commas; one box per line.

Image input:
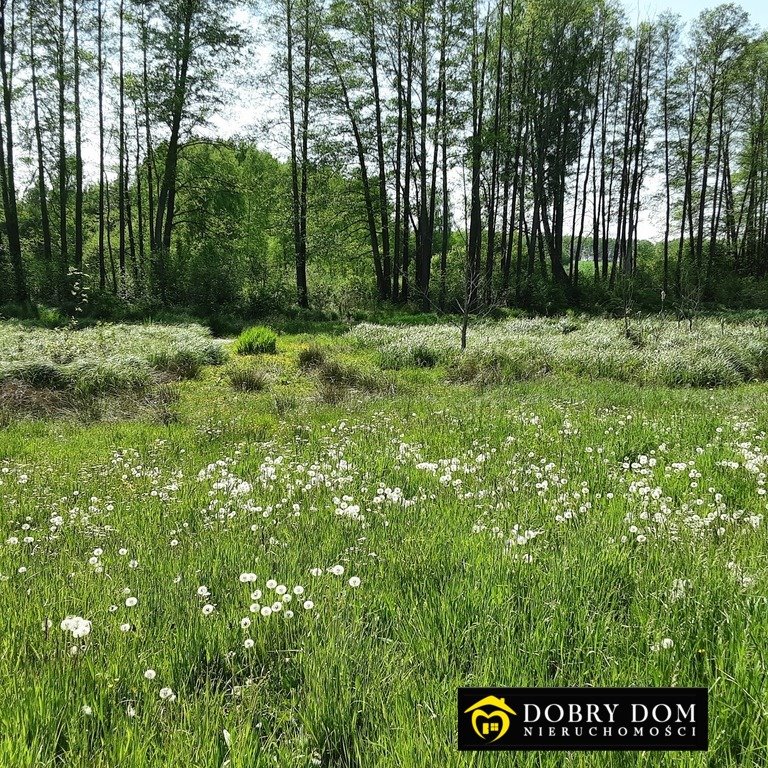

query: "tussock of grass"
left=234, top=326, right=277, bottom=356
left=226, top=365, right=268, bottom=392
left=298, top=343, right=327, bottom=369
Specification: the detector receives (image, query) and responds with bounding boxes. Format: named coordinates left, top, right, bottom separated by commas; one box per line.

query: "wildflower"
left=275, top=584, right=287, bottom=595
left=266, top=579, right=277, bottom=590
left=119, top=623, right=131, bottom=632
left=159, top=687, right=175, bottom=701
left=250, top=589, right=262, bottom=600
left=329, top=565, right=344, bottom=576
left=661, top=638, right=674, bottom=650
left=197, top=586, right=210, bottom=597
left=61, top=616, right=92, bottom=639
left=260, top=606, right=272, bottom=617
left=303, top=600, right=314, bottom=610
left=293, top=585, right=305, bottom=595
left=202, top=604, right=215, bottom=616
left=82, top=705, right=93, bottom=716
left=309, top=568, right=322, bottom=577
left=125, top=597, right=138, bottom=607
left=348, top=577, right=361, bottom=588
left=244, top=638, right=255, bottom=649
left=240, top=617, right=251, bottom=629
left=144, top=669, right=156, bottom=680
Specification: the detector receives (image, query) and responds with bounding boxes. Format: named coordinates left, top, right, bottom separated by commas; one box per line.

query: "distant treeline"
left=0, top=0, right=767, bottom=322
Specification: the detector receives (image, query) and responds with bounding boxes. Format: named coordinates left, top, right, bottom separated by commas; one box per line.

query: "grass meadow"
left=1, top=316, right=767, bottom=767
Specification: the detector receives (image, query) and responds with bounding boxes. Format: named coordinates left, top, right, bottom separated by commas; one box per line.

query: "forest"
left=0, top=0, right=767, bottom=325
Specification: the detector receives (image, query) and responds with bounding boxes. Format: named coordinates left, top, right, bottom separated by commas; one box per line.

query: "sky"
left=627, top=0, right=768, bottom=26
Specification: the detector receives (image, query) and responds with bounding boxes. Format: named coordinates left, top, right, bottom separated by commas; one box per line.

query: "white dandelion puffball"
left=260, top=606, right=272, bottom=617
left=144, top=669, right=156, bottom=680
left=61, top=616, right=92, bottom=638
left=202, top=604, right=215, bottom=616
left=293, top=585, right=305, bottom=595
left=197, top=585, right=210, bottom=597
left=240, top=617, right=251, bottom=629
left=348, top=577, right=361, bottom=588
left=661, top=638, right=674, bottom=650
left=303, top=600, right=314, bottom=610
left=159, top=687, right=175, bottom=701
left=266, top=579, right=277, bottom=590
left=330, top=565, right=344, bottom=576
left=120, top=622, right=131, bottom=632
left=125, top=597, right=138, bottom=608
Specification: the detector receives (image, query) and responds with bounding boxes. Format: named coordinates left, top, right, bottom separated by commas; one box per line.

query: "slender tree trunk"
left=369, top=4, right=391, bottom=300
left=392, top=14, right=403, bottom=302
left=30, top=17, right=53, bottom=269
left=0, top=0, right=25, bottom=303
left=73, top=0, right=83, bottom=270
left=118, top=0, right=127, bottom=288
left=56, top=0, right=69, bottom=300
left=98, top=0, right=106, bottom=290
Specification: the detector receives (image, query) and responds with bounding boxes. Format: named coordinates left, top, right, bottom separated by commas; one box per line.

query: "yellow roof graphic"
left=464, top=696, right=517, bottom=715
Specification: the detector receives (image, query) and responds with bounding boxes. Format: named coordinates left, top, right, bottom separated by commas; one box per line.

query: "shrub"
left=234, top=326, right=277, bottom=355
left=227, top=365, right=268, bottom=392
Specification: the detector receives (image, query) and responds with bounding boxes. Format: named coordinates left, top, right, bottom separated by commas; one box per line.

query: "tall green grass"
left=0, top=320, right=767, bottom=766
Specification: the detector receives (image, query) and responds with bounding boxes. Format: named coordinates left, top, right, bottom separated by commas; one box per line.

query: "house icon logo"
left=463, top=695, right=517, bottom=743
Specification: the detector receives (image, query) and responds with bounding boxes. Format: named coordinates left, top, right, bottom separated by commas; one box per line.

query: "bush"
left=227, top=365, right=268, bottom=392
left=234, top=326, right=277, bottom=355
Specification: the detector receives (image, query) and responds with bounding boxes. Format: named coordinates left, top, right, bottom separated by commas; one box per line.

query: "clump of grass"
left=298, top=343, right=327, bottom=369
left=227, top=365, right=268, bottom=392
left=317, top=379, right=347, bottom=405
left=273, top=392, right=298, bottom=416
left=149, top=349, right=205, bottom=380
left=447, top=349, right=549, bottom=384
left=316, top=359, right=393, bottom=402
left=234, top=326, right=277, bottom=356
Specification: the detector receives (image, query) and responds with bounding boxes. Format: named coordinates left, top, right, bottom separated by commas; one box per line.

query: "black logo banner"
left=458, top=687, right=708, bottom=751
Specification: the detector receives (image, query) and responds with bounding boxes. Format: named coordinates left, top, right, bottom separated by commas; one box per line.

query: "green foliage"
left=234, top=326, right=277, bottom=356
